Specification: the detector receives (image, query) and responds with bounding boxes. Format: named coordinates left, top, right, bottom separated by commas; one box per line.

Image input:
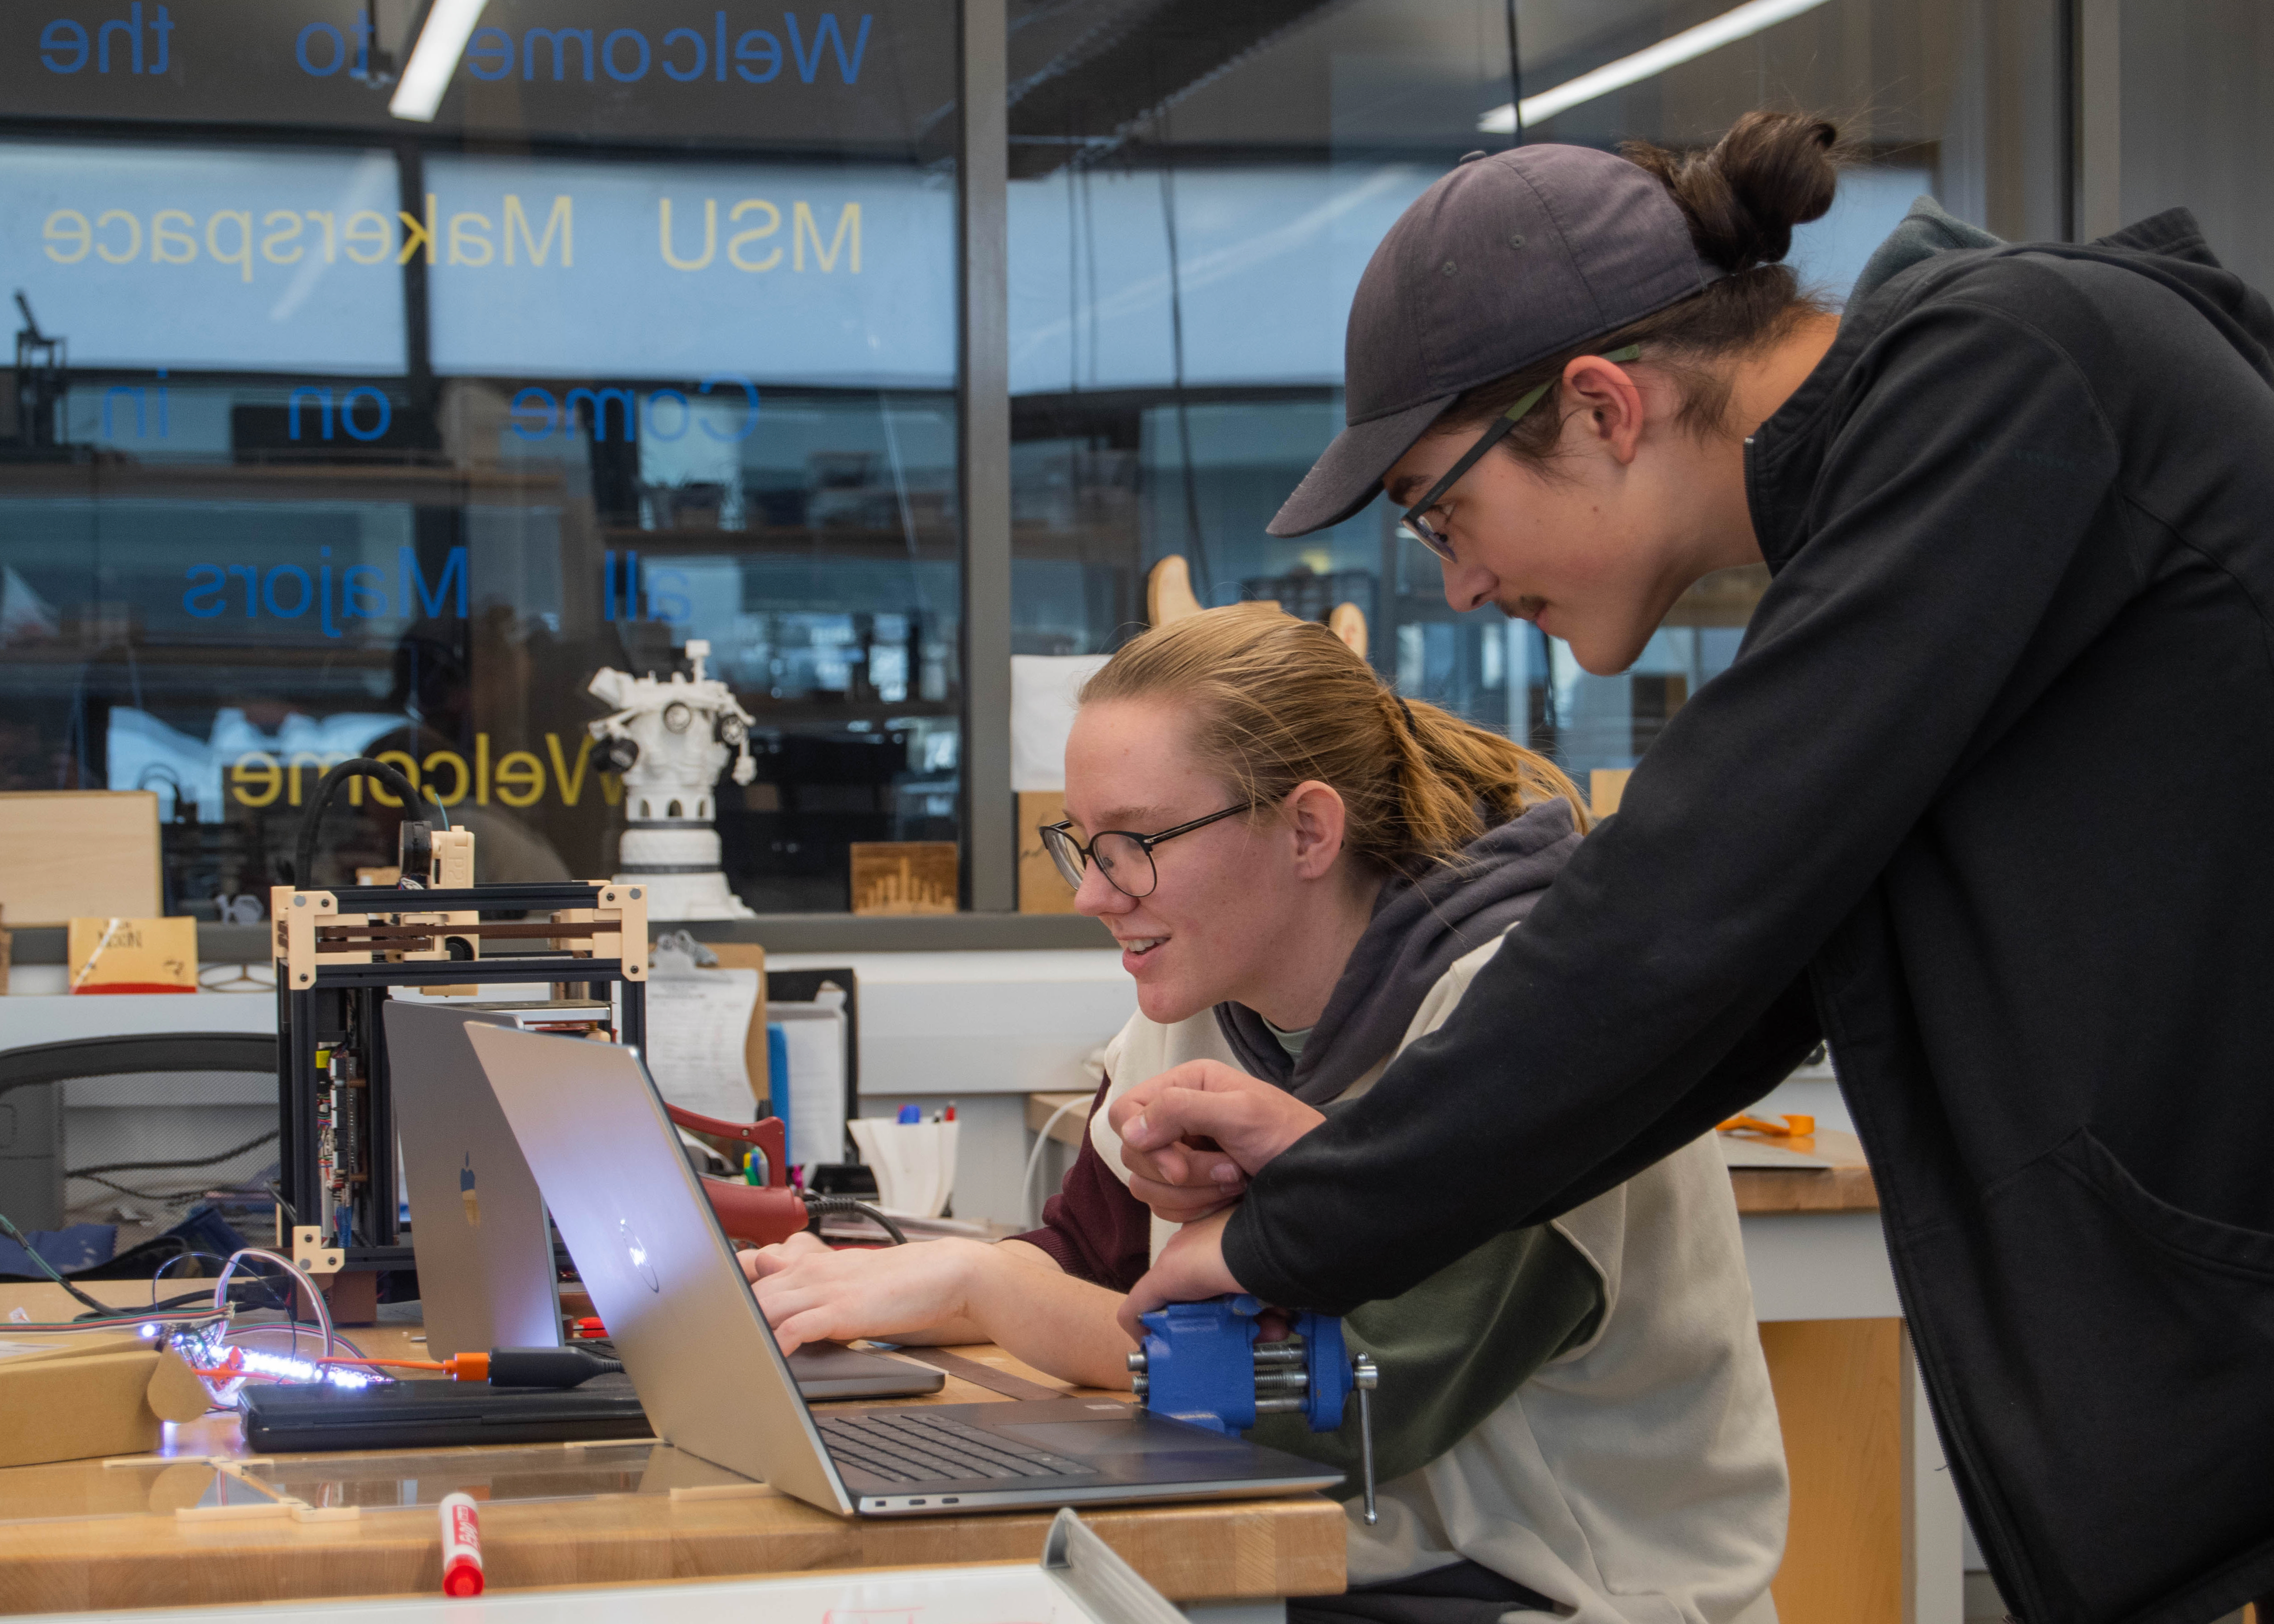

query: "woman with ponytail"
left=1111, top=111, right=2274, bottom=1624
left=743, top=603, right=1787, bottom=1624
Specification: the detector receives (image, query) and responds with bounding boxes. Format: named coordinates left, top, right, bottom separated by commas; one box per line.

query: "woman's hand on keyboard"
left=740, top=1235, right=988, bottom=1353
left=738, top=1234, right=1147, bottom=1391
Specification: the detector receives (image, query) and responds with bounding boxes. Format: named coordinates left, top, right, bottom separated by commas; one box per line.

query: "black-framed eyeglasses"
left=1399, top=343, right=1642, bottom=563
left=1040, top=803, right=1252, bottom=900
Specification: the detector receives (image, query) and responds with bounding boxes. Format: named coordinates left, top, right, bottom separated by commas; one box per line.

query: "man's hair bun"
left=1622, top=112, right=1843, bottom=273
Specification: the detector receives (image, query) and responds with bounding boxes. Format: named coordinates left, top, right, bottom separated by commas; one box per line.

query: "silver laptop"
left=388, top=1000, right=945, bottom=1404
left=464, top=1022, right=1342, bottom=1517
left=387, top=1000, right=570, bottom=1357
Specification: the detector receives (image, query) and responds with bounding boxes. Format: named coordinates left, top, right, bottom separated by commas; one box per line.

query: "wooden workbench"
left=1028, top=1097, right=1947, bottom=1624
left=0, top=1282, right=1343, bottom=1617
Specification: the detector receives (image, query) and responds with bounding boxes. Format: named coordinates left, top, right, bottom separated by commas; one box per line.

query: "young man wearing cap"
left=1106, top=112, right=2274, bottom=1624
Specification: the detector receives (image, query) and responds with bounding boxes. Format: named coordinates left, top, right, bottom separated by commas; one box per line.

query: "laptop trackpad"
left=993, top=1420, right=1256, bottom=1457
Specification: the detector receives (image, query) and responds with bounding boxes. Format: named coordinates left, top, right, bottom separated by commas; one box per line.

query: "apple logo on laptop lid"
left=619, top=1216, right=661, bottom=1293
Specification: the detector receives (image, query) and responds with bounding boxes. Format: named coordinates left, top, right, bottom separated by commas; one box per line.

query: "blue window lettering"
left=783, top=12, right=870, bottom=83
left=661, top=26, right=706, bottom=80
left=567, top=387, right=638, bottom=442
left=465, top=25, right=513, bottom=79
left=296, top=21, right=346, bottom=75
left=400, top=546, right=469, bottom=618
left=263, top=564, right=314, bottom=618
left=341, top=387, right=391, bottom=442
left=698, top=374, right=760, bottom=441
left=509, top=387, right=559, bottom=440
left=288, top=386, right=334, bottom=441
left=40, top=19, right=89, bottom=72
left=602, top=28, right=649, bottom=81
left=182, top=564, right=224, bottom=618
left=524, top=27, right=594, bottom=81
left=343, top=565, right=388, bottom=619
left=736, top=29, right=781, bottom=82
left=98, top=3, right=143, bottom=73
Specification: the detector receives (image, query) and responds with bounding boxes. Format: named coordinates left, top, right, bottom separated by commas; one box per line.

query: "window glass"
left=0, top=1, right=960, bottom=916
left=1006, top=0, right=2062, bottom=785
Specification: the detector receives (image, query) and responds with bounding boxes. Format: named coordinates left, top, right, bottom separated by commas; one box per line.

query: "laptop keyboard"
left=818, top=1411, right=1093, bottom=1485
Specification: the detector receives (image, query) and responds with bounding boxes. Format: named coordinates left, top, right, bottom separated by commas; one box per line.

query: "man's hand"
left=1114, top=1208, right=1244, bottom=1339
left=1108, top=1060, right=1325, bottom=1222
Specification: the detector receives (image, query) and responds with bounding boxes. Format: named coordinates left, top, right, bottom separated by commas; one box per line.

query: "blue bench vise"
left=1128, top=1294, right=1379, bottom=1523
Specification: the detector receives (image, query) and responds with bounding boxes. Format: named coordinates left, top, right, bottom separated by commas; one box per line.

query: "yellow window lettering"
left=231, top=753, right=282, bottom=807
left=207, top=210, right=254, bottom=282
left=493, top=750, right=545, bottom=808
left=370, top=750, right=421, bottom=807
left=95, top=209, right=140, bottom=263
left=546, top=733, right=594, bottom=805
left=44, top=210, right=91, bottom=263
left=728, top=199, right=781, bottom=272
left=448, top=211, right=494, bottom=266
left=262, top=210, right=304, bottom=264
left=422, top=750, right=470, bottom=806
left=660, top=198, right=716, bottom=271
left=503, top=194, right=572, bottom=267
left=151, top=209, right=197, bottom=263
left=792, top=200, right=859, bottom=274
left=396, top=193, right=436, bottom=265
left=286, top=752, right=342, bottom=807
left=305, top=210, right=337, bottom=263
left=342, top=210, right=392, bottom=265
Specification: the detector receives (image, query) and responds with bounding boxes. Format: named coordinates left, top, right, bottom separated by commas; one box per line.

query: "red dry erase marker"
left=438, top=1492, right=484, bottom=1597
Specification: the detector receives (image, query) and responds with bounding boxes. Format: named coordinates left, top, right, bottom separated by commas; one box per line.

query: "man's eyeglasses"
left=1399, top=344, right=1643, bottom=563
left=1040, top=803, right=1252, bottom=900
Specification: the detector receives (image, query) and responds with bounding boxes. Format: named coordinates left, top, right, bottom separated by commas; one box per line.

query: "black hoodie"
left=1222, top=204, right=2274, bottom=1624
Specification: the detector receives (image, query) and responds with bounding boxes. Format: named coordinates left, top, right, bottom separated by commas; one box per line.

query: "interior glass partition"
left=1004, top=0, right=2065, bottom=785
left=0, top=1, right=961, bottom=915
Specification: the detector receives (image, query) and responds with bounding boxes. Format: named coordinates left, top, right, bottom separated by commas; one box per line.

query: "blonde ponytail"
left=1080, top=604, right=1588, bottom=877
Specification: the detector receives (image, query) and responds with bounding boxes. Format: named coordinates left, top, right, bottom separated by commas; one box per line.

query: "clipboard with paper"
left=643, top=933, right=767, bottom=1125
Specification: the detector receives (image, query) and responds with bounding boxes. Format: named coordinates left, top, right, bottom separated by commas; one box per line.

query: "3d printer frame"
left=270, top=880, right=649, bottom=1269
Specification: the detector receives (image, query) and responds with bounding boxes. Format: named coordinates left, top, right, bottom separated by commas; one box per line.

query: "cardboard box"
left=0, top=1332, right=211, bottom=1467
left=67, top=916, right=198, bottom=994
left=0, top=791, right=162, bottom=927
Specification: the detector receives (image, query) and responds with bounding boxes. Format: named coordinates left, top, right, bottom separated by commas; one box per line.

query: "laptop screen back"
left=384, top=1001, right=561, bottom=1358
left=463, top=1022, right=850, bottom=1514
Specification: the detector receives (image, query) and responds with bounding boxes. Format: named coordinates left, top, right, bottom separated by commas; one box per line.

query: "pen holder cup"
left=847, top=1118, right=959, bottom=1218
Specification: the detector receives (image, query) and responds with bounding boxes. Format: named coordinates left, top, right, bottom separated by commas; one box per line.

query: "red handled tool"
left=662, top=1107, right=811, bottom=1247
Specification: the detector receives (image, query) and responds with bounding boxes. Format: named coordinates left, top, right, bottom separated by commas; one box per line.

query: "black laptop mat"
left=241, top=1372, right=649, bottom=1453
left=238, top=1343, right=944, bottom=1452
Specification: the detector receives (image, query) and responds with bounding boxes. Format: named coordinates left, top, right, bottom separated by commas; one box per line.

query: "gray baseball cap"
left=1267, top=143, right=1725, bottom=538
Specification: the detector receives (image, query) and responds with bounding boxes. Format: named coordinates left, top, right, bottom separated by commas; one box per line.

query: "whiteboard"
left=15, top=1564, right=1095, bottom=1624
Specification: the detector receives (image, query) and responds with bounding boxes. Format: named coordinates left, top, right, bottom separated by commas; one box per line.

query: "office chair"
left=0, top=1034, right=279, bottom=1241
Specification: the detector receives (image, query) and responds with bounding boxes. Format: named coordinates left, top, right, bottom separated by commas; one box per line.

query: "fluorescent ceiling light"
left=1480, top=0, right=1832, bottom=134
left=390, top=0, right=487, bottom=122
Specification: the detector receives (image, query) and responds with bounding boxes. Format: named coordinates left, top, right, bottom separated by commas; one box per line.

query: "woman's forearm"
left=957, top=1239, right=1139, bottom=1391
